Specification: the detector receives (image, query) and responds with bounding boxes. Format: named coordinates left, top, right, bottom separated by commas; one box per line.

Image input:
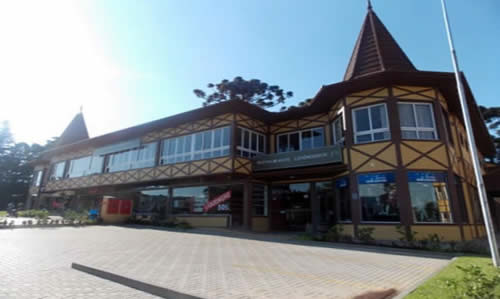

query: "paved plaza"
left=0, top=226, right=451, bottom=298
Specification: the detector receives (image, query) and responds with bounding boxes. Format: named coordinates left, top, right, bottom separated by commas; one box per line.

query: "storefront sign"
left=203, top=190, right=231, bottom=212
left=358, top=172, right=395, bottom=184
left=408, top=172, right=446, bottom=182
left=336, top=178, right=348, bottom=188
left=253, top=146, right=342, bottom=171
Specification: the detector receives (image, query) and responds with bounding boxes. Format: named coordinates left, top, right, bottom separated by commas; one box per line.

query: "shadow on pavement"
left=120, top=224, right=454, bottom=260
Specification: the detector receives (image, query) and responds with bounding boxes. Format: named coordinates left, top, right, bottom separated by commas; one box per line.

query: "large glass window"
left=336, top=178, right=351, bottom=222
left=50, top=161, right=66, bottom=181
left=352, top=104, right=390, bottom=144
left=398, top=102, right=437, bottom=140
left=277, top=127, right=325, bottom=153
left=252, top=184, right=268, bottom=216
left=237, top=127, right=265, bottom=158
left=316, top=181, right=334, bottom=224
left=33, top=170, right=43, bottom=186
left=332, top=115, right=345, bottom=145
left=408, top=172, right=452, bottom=223
left=358, top=172, right=399, bottom=222
left=68, top=156, right=92, bottom=178
left=161, top=127, right=230, bottom=164
left=172, top=186, right=209, bottom=214
left=105, top=142, right=157, bottom=172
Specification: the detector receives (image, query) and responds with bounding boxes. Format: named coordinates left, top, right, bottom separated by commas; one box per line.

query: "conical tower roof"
left=344, top=2, right=417, bottom=81
left=57, top=113, right=89, bottom=146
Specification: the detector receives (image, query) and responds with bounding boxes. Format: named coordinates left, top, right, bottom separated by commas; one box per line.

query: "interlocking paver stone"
left=0, top=226, right=451, bottom=298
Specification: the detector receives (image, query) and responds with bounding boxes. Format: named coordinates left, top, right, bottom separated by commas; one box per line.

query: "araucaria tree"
left=193, top=77, right=293, bottom=109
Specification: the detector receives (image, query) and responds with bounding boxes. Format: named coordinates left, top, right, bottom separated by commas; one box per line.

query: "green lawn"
left=406, top=256, right=500, bottom=298
left=0, top=211, right=6, bottom=217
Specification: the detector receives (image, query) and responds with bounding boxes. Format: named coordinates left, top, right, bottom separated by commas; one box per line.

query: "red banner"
left=203, top=190, right=231, bottom=213
left=119, top=200, right=132, bottom=215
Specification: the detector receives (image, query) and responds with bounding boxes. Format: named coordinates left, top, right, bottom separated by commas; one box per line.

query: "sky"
left=0, top=0, right=499, bottom=145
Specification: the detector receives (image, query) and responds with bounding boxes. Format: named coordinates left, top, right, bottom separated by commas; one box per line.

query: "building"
left=28, top=4, right=494, bottom=242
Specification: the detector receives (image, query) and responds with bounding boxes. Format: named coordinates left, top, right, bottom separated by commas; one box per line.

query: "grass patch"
left=406, top=256, right=500, bottom=298
left=0, top=211, right=6, bottom=217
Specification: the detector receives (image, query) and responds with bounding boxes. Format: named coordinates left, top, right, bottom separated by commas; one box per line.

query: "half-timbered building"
left=28, top=5, right=494, bottom=241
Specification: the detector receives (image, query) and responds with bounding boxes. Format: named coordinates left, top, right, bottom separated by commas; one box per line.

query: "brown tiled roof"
left=57, top=113, right=89, bottom=146
left=344, top=5, right=416, bottom=81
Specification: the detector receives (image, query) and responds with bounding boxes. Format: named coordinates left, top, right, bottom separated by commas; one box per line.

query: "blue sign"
left=408, top=172, right=446, bottom=183
left=358, top=172, right=395, bottom=184
left=336, top=178, right=348, bottom=188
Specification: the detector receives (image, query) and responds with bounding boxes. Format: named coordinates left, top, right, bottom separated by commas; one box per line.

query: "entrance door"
left=271, top=183, right=311, bottom=231
left=316, top=181, right=335, bottom=228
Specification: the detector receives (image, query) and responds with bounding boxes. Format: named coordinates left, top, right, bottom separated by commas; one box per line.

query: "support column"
left=311, top=183, right=320, bottom=234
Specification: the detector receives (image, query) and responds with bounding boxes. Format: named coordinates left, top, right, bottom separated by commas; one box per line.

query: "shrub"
left=424, top=233, right=443, bottom=251
left=22, top=220, right=27, bottom=226
left=356, top=227, right=375, bottom=243
left=27, top=220, right=33, bottom=226
left=395, top=224, right=418, bottom=247
left=445, top=264, right=500, bottom=298
left=325, top=224, right=344, bottom=242
left=176, top=222, right=193, bottom=230
left=18, top=209, right=49, bottom=219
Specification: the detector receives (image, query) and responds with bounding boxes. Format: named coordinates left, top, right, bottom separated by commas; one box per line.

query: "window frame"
left=49, top=161, right=66, bottom=181
left=160, top=126, right=230, bottom=165
left=104, top=141, right=158, bottom=173
left=398, top=102, right=438, bottom=141
left=276, top=126, right=325, bottom=153
left=237, top=127, right=266, bottom=158
left=332, top=108, right=345, bottom=145
left=352, top=103, right=390, bottom=144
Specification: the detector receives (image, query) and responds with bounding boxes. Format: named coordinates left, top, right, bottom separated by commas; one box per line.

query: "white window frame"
left=352, top=103, right=390, bottom=144
left=332, top=108, right=345, bottom=145
left=105, top=142, right=158, bottom=172
left=50, top=161, right=66, bottom=181
left=277, top=127, right=325, bottom=153
left=398, top=102, right=438, bottom=140
left=160, top=126, right=230, bottom=165
left=237, top=127, right=266, bottom=158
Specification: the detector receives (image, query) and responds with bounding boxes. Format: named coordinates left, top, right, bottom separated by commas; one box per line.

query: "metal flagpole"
left=440, top=0, right=499, bottom=267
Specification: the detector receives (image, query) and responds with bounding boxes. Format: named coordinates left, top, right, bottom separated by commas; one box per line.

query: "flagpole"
left=440, top=0, right=499, bottom=267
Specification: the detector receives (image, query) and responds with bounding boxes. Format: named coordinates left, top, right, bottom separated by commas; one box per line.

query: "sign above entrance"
left=253, top=146, right=343, bottom=172
left=358, top=172, right=395, bottom=184
left=408, top=172, right=446, bottom=183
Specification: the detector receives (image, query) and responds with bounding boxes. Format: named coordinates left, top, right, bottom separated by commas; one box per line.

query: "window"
left=332, top=114, right=345, bottom=145
left=454, top=175, right=468, bottom=223
left=68, top=156, right=92, bottom=178
left=237, top=127, right=265, bottom=158
left=253, top=184, right=268, bottom=216
left=335, top=178, right=351, bottom=222
left=353, top=104, right=390, bottom=144
left=277, top=127, right=325, bottom=152
left=50, top=161, right=66, bottom=181
left=172, top=186, right=209, bottom=214
left=161, top=127, right=230, bottom=164
left=408, top=172, right=452, bottom=223
left=442, top=107, right=454, bottom=145
left=33, top=170, right=43, bottom=186
left=398, top=102, right=437, bottom=140
left=358, top=172, right=399, bottom=222
left=105, top=142, right=158, bottom=172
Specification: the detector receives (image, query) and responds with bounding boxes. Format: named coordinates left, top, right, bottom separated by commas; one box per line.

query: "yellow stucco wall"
left=358, top=225, right=400, bottom=240
left=252, top=217, right=270, bottom=232
left=175, top=216, right=228, bottom=228
left=411, top=225, right=462, bottom=242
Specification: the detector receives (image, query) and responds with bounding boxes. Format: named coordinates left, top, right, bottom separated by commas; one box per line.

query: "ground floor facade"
left=31, top=165, right=488, bottom=242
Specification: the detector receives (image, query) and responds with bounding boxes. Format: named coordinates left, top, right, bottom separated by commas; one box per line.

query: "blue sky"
left=0, top=0, right=498, bottom=144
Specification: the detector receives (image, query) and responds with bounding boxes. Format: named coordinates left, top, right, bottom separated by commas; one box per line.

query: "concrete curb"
left=71, top=263, right=202, bottom=299
left=393, top=256, right=456, bottom=299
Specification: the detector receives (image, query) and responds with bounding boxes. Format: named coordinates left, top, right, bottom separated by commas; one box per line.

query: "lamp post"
left=441, top=0, right=499, bottom=267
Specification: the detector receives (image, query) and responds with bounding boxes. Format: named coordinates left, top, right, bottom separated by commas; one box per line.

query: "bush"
left=27, top=220, right=33, bottom=226
left=325, top=224, right=344, bottom=242
left=18, top=209, right=49, bottom=219
left=176, top=222, right=193, bottom=230
left=356, top=227, right=375, bottom=243
left=396, top=224, right=418, bottom=247
left=422, top=233, right=443, bottom=251
left=445, top=264, right=500, bottom=298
